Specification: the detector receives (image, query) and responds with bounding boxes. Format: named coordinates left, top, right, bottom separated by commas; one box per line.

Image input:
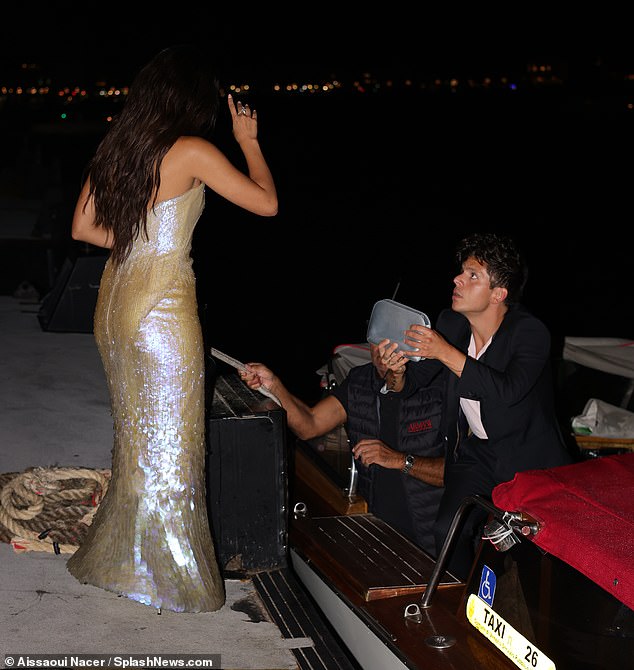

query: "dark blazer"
left=410, top=305, right=573, bottom=483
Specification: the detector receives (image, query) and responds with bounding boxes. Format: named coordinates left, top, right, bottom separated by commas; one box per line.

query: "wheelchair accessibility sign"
left=478, top=564, right=496, bottom=606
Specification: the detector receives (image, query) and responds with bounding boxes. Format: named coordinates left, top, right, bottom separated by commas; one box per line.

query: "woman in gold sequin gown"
left=67, top=46, right=278, bottom=613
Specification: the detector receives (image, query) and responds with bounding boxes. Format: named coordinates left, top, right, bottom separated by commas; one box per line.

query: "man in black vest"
left=239, top=343, right=445, bottom=557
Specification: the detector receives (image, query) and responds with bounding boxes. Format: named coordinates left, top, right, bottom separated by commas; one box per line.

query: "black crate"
left=206, top=373, right=288, bottom=574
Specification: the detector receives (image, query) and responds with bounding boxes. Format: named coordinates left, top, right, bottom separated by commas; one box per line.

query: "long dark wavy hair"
left=85, top=45, right=220, bottom=265
left=456, top=232, right=528, bottom=305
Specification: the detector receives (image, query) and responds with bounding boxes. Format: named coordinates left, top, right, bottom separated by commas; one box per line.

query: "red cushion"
left=492, top=453, right=634, bottom=611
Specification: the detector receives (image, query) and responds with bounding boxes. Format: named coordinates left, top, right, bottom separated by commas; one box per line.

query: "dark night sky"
left=2, top=6, right=632, bottom=82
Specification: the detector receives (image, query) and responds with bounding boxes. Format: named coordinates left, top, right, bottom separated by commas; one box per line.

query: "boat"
left=283, top=342, right=634, bottom=670
left=560, top=336, right=634, bottom=457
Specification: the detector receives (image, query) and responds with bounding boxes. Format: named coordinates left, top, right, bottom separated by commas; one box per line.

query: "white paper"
left=210, top=347, right=281, bottom=406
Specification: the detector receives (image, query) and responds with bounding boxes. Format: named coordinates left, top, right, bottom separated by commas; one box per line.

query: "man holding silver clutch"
left=380, top=232, right=575, bottom=579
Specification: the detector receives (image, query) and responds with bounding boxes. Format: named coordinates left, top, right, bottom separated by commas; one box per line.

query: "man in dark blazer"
left=380, top=232, right=574, bottom=579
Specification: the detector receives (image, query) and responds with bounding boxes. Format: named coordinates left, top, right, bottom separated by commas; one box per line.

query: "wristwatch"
left=402, top=454, right=415, bottom=475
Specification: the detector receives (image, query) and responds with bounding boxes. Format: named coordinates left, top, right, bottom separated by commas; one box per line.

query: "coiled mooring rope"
left=0, top=466, right=110, bottom=554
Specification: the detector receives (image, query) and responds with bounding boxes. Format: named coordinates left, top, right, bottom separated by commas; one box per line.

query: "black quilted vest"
left=344, top=363, right=445, bottom=555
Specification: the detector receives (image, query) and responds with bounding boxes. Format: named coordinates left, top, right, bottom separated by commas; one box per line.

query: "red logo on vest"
left=408, top=419, right=433, bottom=433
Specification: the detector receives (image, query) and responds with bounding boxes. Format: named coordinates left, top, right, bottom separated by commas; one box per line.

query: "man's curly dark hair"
left=456, top=233, right=528, bottom=305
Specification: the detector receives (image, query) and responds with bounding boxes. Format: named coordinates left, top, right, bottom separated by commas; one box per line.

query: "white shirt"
left=460, top=334, right=492, bottom=439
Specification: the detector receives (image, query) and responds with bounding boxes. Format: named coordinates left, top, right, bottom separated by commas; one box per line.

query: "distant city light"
left=1, top=60, right=632, bottom=122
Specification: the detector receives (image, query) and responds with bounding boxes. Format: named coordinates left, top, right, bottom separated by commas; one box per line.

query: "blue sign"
left=478, top=564, right=496, bottom=606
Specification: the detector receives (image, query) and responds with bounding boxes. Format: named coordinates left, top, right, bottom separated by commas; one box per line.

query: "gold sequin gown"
left=67, top=183, right=225, bottom=612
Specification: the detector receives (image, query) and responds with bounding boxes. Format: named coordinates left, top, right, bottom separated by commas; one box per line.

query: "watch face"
left=403, top=455, right=415, bottom=473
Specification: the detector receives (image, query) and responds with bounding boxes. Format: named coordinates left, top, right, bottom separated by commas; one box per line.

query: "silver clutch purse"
left=366, top=299, right=430, bottom=362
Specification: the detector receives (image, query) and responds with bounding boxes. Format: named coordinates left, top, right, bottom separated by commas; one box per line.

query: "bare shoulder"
left=158, top=137, right=222, bottom=199
left=165, top=136, right=227, bottom=179
left=172, top=135, right=220, bottom=158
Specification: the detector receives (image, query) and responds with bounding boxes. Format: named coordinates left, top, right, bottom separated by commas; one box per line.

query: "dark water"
left=1, top=84, right=631, bottom=403
left=194, top=87, right=632, bottom=401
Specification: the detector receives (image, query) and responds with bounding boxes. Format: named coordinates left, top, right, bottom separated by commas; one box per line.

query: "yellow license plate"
left=467, top=593, right=556, bottom=670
